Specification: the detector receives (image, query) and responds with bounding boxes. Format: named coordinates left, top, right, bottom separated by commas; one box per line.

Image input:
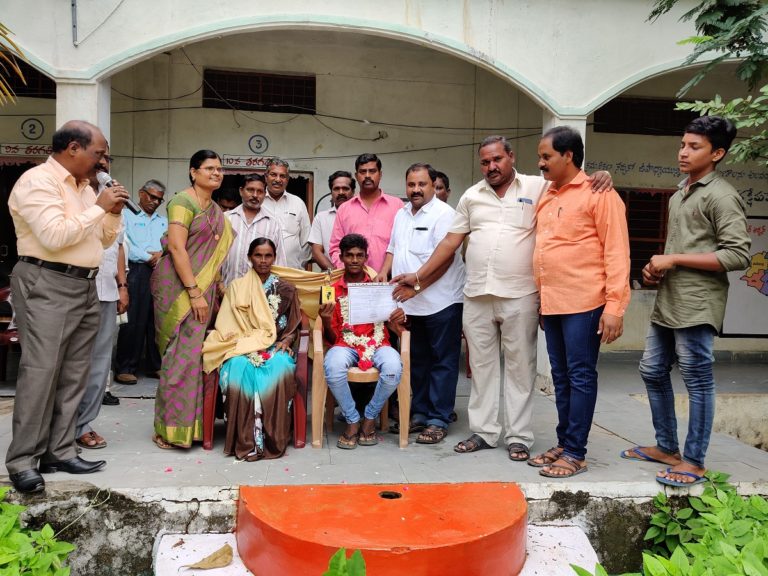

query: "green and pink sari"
left=151, top=193, right=234, bottom=447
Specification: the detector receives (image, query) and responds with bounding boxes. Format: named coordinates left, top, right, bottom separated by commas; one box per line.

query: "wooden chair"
left=311, top=316, right=411, bottom=449
left=202, top=312, right=311, bottom=450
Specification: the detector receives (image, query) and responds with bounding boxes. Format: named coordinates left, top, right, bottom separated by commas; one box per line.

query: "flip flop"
left=336, top=431, right=359, bottom=450
left=620, top=446, right=680, bottom=464
left=416, top=425, right=447, bottom=445
left=453, top=434, right=494, bottom=453
left=656, top=468, right=706, bottom=487
left=539, top=455, right=587, bottom=479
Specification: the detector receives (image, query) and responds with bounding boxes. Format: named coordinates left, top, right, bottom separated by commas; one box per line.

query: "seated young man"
left=319, top=233, right=404, bottom=449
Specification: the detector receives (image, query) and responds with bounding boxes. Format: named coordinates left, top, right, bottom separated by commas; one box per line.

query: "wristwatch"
left=414, top=273, right=421, bottom=292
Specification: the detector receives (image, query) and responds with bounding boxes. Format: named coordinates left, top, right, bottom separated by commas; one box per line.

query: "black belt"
left=19, top=256, right=99, bottom=279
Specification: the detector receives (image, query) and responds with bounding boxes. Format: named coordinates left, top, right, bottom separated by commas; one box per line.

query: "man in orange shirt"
left=529, top=126, right=630, bottom=478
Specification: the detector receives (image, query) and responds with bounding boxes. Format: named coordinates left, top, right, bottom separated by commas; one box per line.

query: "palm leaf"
left=0, top=22, right=26, bottom=106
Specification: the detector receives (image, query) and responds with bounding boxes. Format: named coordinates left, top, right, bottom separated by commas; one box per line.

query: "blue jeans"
left=410, top=303, right=463, bottom=429
left=639, top=323, right=716, bottom=469
left=543, top=306, right=603, bottom=461
left=324, top=345, right=402, bottom=423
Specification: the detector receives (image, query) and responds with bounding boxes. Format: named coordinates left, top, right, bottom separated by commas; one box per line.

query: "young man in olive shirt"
left=623, top=116, right=751, bottom=487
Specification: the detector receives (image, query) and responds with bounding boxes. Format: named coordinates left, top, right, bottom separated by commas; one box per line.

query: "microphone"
left=97, top=172, right=141, bottom=214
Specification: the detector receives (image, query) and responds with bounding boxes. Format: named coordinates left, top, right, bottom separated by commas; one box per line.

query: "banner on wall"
left=722, top=216, right=768, bottom=337
left=0, top=143, right=52, bottom=166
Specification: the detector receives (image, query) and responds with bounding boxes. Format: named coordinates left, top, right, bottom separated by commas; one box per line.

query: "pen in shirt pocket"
left=517, top=197, right=533, bottom=205
left=414, top=227, right=428, bottom=231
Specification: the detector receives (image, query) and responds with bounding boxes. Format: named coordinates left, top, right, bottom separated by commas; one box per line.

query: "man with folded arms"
left=6, top=120, right=128, bottom=493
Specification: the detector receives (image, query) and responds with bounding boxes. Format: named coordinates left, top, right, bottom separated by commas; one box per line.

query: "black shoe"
left=39, top=456, right=106, bottom=475
left=9, top=469, right=45, bottom=493
left=102, top=391, right=120, bottom=406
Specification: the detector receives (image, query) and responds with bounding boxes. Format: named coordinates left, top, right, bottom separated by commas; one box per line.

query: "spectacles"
left=141, top=190, right=165, bottom=204
left=198, top=166, right=224, bottom=174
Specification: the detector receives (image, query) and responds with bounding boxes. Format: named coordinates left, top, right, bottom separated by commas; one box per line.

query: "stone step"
left=155, top=525, right=598, bottom=575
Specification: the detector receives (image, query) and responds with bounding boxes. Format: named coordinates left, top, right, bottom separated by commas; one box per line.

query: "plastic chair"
left=202, top=311, right=311, bottom=450
left=0, top=287, right=19, bottom=382
left=311, top=316, right=411, bottom=449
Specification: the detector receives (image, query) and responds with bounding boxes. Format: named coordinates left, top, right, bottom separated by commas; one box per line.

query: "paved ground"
left=0, top=352, right=767, bottom=497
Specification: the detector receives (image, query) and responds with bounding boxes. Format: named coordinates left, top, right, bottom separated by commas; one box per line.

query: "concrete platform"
left=0, top=354, right=766, bottom=575
left=154, top=524, right=599, bottom=576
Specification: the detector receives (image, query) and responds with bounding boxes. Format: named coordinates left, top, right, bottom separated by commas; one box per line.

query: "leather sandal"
left=528, top=446, right=564, bottom=467
left=77, top=431, right=107, bottom=449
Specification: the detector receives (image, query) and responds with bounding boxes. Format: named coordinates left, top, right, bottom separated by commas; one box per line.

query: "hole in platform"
left=378, top=491, right=402, bottom=500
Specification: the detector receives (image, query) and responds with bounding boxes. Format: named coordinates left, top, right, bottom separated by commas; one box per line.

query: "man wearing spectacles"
left=115, top=180, right=167, bottom=384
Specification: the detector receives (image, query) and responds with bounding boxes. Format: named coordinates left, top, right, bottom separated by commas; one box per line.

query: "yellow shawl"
left=202, top=271, right=277, bottom=373
left=201, top=265, right=376, bottom=372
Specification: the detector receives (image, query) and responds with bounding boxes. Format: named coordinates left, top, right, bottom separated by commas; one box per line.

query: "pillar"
left=55, top=79, right=111, bottom=140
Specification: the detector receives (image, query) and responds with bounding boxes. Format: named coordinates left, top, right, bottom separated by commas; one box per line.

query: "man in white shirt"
left=221, top=173, right=286, bottom=287
left=77, top=149, right=129, bottom=449
left=381, top=163, right=465, bottom=444
left=261, top=158, right=311, bottom=269
left=309, top=170, right=354, bottom=270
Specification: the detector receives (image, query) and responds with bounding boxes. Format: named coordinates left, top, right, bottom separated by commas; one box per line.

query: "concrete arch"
left=17, top=14, right=701, bottom=119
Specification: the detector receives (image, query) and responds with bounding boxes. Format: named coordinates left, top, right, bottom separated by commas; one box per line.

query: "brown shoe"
left=115, top=373, right=137, bottom=384
left=76, top=431, right=107, bottom=449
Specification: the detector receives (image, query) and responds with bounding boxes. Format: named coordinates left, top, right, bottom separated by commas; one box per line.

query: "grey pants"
left=6, top=261, right=99, bottom=474
left=76, top=300, right=117, bottom=438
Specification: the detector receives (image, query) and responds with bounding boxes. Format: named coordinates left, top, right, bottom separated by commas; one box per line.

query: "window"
left=617, top=188, right=675, bottom=285
left=594, top=98, right=698, bottom=136
left=203, top=69, right=315, bottom=114
left=3, top=60, right=56, bottom=99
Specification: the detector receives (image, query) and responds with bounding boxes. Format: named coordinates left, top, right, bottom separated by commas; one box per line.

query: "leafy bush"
left=573, top=471, right=768, bottom=575
left=323, top=548, right=366, bottom=576
left=0, top=487, right=75, bottom=575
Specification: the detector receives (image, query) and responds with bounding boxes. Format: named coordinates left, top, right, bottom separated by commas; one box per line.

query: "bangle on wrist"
left=185, top=284, right=198, bottom=291
left=190, top=293, right=204, bottom=300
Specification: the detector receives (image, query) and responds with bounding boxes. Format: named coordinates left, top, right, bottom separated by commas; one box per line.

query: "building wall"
left=1, top=1, right=766, bottom=351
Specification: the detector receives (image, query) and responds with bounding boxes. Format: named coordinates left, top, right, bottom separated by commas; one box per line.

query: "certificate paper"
left=347, top=283, right=396, bottom=324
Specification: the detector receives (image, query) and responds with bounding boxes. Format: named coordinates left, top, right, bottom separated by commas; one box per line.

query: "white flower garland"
left=338, top=295, right=385, bottom=368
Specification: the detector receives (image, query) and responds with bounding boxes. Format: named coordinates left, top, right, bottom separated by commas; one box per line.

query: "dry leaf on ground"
left=182, top=543, right=233, bottom=570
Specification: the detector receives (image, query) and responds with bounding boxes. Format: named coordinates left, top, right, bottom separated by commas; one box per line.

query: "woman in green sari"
left=151, top=150, right=234, bottom=449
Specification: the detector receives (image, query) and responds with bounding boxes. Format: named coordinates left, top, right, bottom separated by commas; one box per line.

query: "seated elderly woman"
left=202, top=237, right=301, bottom=461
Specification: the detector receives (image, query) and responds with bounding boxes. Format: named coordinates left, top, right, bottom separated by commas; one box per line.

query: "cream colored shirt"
left=9, top=156, right=121, bottom=268
left=262, top=191, right=311, bottom=269
left=450, top=173, right=548, bottom=299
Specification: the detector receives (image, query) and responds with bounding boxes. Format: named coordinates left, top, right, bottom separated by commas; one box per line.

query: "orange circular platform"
left=237, top=482, right=527, bottom=575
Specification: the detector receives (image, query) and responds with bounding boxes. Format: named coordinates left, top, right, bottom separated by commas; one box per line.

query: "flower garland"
left=338, top=295, right=385, bottom=371
left=246, top=350, right=272, bottom=368
left=245, top=274, right=282, bottom=368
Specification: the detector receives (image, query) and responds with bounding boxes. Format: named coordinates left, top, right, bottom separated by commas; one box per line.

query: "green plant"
left=0, top=21, right=26, bottom=106
left=0, top=487, right=75, bottom=575
left=573, top=471, right=768, bottom=575
left=676, top=89, right=768, bottom=164
left=323, top=548, right=366, bottom=576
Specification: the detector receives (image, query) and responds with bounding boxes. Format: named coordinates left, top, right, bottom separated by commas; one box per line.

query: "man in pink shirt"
left=328, top=153, right=403, bottom=273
